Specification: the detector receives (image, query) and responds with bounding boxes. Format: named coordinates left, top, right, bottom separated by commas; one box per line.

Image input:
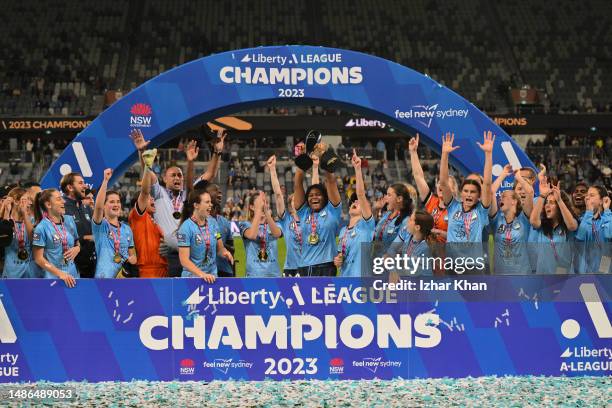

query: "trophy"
left=141, top=148, right=157, bottom=169
left=294, top=130, right=342, bottom=173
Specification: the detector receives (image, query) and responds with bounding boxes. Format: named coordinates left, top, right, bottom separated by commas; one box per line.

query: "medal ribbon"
left=108, top=220, right=122, bottom=258
left=169, top=189, right=183, bottom=214
left=592, top=217, right=601, bottom=248
left=505, top=220, right=513, bottom=249
left=340, top=227, right=351, bottom=257
left=462, top=211, right=473, bottom=240
left=377, top=211, right=398, bottom=241
left=13, top=220, right=25, bottom=251
left=193, top=218, right=211, bottom=261
left=290, top=217, right=302, bottom=253
left=548, top=234, right=560, bottom=263
left=309, top=209, right=318, bottom=238
left=405, top=237, right=416, bottom=257
left=46, top=216, right=68, bottom=255
left=259, top=221, right=268, bottom=257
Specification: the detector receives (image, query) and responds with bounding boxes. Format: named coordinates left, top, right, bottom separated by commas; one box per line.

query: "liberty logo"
left=0, top=296, right=17, bottom=343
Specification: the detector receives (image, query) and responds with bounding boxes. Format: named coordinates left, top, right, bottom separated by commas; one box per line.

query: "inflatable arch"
left=41, top=46, right=533, bottom=189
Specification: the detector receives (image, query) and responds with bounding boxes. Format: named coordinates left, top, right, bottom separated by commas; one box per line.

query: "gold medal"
left=258, top=250, right=268, bottom=261
left=113, top=253, right=122, bottom=263
left=17, top=249, right=28, bottom=261
left=173, top=211, right=181, bottom=220
left=308, top=233, right=319, bottom=245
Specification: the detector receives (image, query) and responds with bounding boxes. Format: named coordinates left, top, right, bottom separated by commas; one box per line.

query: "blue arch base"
left=41, top=46, right=533, bottom=189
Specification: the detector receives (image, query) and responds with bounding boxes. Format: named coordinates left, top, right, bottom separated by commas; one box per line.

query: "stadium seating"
left=1, top=0, right=611, bottom=115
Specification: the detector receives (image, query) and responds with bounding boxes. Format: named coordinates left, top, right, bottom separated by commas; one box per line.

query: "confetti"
left=0, top=377, right=607, bottom=407
left=108, top=291, right=113, bottom=298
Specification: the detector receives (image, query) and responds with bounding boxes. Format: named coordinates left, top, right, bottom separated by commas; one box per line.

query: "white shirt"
left=151, top=182, right=186, bottom=250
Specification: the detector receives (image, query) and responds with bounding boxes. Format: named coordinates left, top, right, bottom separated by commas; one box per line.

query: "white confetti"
left=128, top=300, right=134, bottom=306
left=113, top=310, right=116, bottom=318
left=108, top=291, right=113, bottom=298
left=122, top=313, right=133, bottom=324
left=502, top=309, right=509, bottom=317
left=505, top=318, right=510, bottom=326
left=115, top=299, right=119, bottom=308
left=50, top=281, right=57, bottom=287
left=115, top=314, right=121, bottom=322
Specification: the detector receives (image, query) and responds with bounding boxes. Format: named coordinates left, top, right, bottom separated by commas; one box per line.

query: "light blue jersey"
left=575, top=210, right=611, bottom=273
left=392, top=227, right=432, bottom=276
left=532, top=226, right=575, bottom=274
left=178, top=217, right=221, bottom=277
left=279, top=211, right=303, bottom=270
left=92, top=219, right=135, bottom=278
left=336, top=216, right=375, bottom=277
left=446, top=199, right=490, bottom=273
left=297, top=202, right=342, bottom=266
left=32, top=215, right=79, bottom=279
left=214, top=215, right=233, bottom=275
left=374, top=211, right=407, bottom=244
left=2, top=220, right=35, bottom=278
left=491, top=212, right=531, bottom=275
left=603, top=209, right=612, bottom=240
left=239, top=221, right=281, bottom=277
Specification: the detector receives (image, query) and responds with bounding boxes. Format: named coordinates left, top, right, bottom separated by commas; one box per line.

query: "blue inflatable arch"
left=41, top=46, right=533, bottom=189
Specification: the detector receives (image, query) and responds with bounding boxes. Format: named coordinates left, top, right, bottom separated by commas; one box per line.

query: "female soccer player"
left=293, top=159, right=342, bottom=276
left=373, top=183, right=413, bottom=244
left=439, top=131, right=494, bottom=274
left=267, top=155, right=302, bottom=276
left=32, top=189, right=80, bottom=287
left=178, top=190, right=233, bottom=281
left=239, top=191, right=283, bottom=277
left=333, top=150, right=374, bottom=277
left=1, top=188, right=34, bottom=278
left=529, top=180, right=578, bottom=274
left=489, top=165, right=534, bottom=274
left=391, top=210, right=435, bottom=276
left=575, top=185, right=611, bottom=273
left=92, top=169, right=137, bottom=278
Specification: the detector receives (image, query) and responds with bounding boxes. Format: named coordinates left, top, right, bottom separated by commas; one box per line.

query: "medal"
left=17, top=249, right=28, bottom=261
left=308, top=210, right=319, bottom=245
left=108, top=220, right=123, bottom=265
left=169, top=190, right=184, bottom=220
left=13, top=221, right=28, bottom=261
left=290, top=218, right=303, bottom=254
left=258, top=249, right=268, bottom=261
left=258, top=222, right=268, bottom=261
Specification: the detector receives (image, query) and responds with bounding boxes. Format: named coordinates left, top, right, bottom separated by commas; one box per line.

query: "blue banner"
left=41, top=46, right=533, bottom=190
left=0, top=277, right=610, bottom=382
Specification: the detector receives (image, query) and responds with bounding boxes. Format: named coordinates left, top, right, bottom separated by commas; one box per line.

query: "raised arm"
left=311, top=155, right=320, bottom=185
left=552, top=182, right=578, bottom=231
left=325, top=171, right=341, bottom=207
left=352, top=149, right=372, bottom=219
left=266, top=155, right=285, bottom=216
left=93, top=169, right=112, bottom=224
left=197, top=130, right=225, bottom=183
left=477, top=131, right=495, bottom=208
left=293, top=167, right=306, bottom=210
left=264, top=199, right=282, bottom=238
left=439, top=132, right=459, bottom=206
left=242, top=192, right=265, bottom=240
left=178, top=247, right=215, bottom=283
left=137, top=149, right=157, bottom=212
left=18, top=197, right=33, bottom=240
left=514, top=169, right=534, bottom=217
left=185, top=140, right=198, bottom=193
left=489, top=164, right=512, bottom=217
left=408, top=134, right=430, bottom=200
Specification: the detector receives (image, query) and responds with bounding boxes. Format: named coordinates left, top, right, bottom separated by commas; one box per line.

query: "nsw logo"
left=179, top=358, right=195, bottom=375
left=130, top=103, right=153, bottom=128
left=329, top=357, right=344, bottom=374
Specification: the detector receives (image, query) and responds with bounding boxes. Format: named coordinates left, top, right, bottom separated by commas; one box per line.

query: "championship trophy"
left=294, top=130, right=342, bottom=173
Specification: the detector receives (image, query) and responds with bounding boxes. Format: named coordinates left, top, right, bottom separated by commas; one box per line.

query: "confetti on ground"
left=2, top=376, right=609, bottom=407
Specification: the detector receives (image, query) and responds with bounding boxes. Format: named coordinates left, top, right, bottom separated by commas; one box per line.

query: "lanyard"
left=46, top=216, right=68, bottom=253
left=377, top=211, right=398, bottom=241
left=462, top=211, right=474, bottom=240
left=341, top=227, right=351, bottom=257
left=309, top=209, right=318, bottom=236
left=504, top=220, right=513, bottom=247
left=107, top=220, right=122, bottom=255
left=592, top=216, right=601, bottom=247
left=168, top=189, right=183, bottom=213
left=405, top=237, right=417, bottom=257
left=259, top=221, right=268, bottom=253
left=290, top=216, right=302, bottom=252
left=192, top=217, right=211, bottom=259
left=13, top=220, right=25, bottom=250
